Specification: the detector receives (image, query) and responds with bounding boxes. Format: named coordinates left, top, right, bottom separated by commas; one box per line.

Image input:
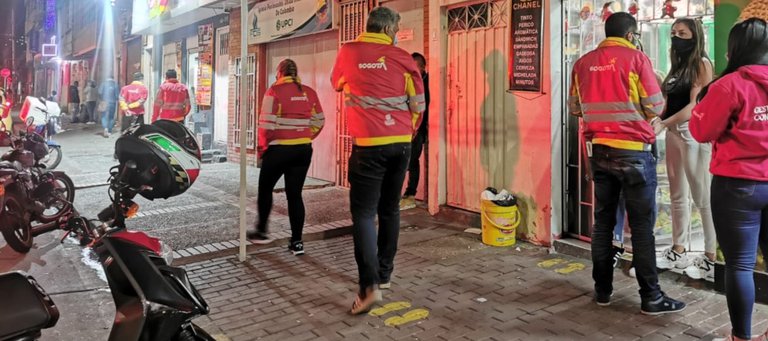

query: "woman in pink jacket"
left=690, top=18, right=768, bottom=341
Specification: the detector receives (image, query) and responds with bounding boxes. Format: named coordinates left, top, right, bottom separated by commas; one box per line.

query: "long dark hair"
left=663, top=18, right=709, bottom=94
left=698, top=18, right=768, bottom=101
left=277, top=59, right=302, bottom=91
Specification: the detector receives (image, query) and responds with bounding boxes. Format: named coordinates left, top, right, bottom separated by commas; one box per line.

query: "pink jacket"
left=152, top=79, right=191, bottom=122
left=690, top=65, right=768, bottom=181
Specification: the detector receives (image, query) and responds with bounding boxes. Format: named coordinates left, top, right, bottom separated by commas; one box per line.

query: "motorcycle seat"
left=0, top=160, right=21, bottom=172
left=0, top=272, right=60, bottom=340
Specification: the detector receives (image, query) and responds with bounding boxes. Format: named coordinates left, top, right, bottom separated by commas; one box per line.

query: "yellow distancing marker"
left=369, top=301, right=412, bottom=317
left=537, top=258, right=566, bottom=268
left=212, top=334, right=231, bottom=341
left=555, top=262, right=586, bottom=274
left=384, top=308, right=430, bottom=327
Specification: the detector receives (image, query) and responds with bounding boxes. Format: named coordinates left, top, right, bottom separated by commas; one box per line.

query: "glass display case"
left=563, top=0, right=715, bottom=253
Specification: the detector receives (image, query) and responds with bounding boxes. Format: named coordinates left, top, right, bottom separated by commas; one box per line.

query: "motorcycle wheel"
left=41, top=146, right=62, bottom=170
left=37, top=172, right=75, bottom=223
left=173, top=323, right=216, bottom=341
left=1, top=190, right=33, bottom=253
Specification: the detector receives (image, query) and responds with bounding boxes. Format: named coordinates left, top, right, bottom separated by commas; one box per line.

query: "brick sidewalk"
left=185, top=214, right=768, bottom=341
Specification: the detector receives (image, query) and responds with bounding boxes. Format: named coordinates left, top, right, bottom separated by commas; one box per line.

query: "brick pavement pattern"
left=186, top=222, right=768, bottom=341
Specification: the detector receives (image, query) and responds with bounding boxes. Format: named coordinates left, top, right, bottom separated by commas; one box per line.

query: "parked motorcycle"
left=0, top=119, right=75, bottom=253
left=0, top=120, right=212, bottom=341
left=20, top=96, right=63, bottom=170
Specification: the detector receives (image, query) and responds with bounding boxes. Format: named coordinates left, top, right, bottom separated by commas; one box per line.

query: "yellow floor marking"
left=555, top=262, right=586, bottom=274
left=537, top=258, right=566, bottom=268
left=384, top=308, right=430, bottom=327
left=212, top=335, right=231, bottom=341
left=369, top=301, right=412, bottom=317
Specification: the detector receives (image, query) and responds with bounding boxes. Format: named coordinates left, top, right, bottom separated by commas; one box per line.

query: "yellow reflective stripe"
left=582, top=112, right=646, bottom=122
left=405, top=73, right=416, bottom=97
left=345, top=95, right=409, bottom=111
left=354, top=135, right=412, bottom=146
left=412, top=112, right=420, bottom=129
left=629, top=72, right=641, bottom=105
left=269, top=138, right=311, bottom=145
left=127, top=101, right=144, bottom=109
left=582, top=102, right=642, bottom=112
left=592, top=138, right=651, bottom=151
left=357, top=32, right=393, bottom=45
left=276, top=118, right=311, bottom=126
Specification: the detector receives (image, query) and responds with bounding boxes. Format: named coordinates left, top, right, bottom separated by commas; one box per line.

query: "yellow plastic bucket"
left=480, top=199, right=521, bottom=247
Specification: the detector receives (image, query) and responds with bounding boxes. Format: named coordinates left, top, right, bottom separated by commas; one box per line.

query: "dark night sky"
left=0, top=0, right=26, bottom=70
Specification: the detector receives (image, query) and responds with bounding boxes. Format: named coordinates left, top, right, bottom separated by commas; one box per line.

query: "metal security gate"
left=445, top=0, right=514, bottom=211
left=336, top=0, right=378, bottom=187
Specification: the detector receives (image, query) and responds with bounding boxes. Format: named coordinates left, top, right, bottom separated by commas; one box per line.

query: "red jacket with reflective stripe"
left=331, top=32, right=425, bottom=146
left=119, top=81, right=149, bottom=116
left=569, top=38, right=664, bottom=149
left=258, top=77, right=325, bottom=157
left=152, top=79, right=191, bottom=122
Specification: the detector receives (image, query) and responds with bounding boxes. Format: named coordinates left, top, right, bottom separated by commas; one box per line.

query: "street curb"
left=173, top=219, right=353, bottom=266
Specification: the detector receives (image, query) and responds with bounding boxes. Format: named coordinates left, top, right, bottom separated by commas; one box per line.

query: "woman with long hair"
left=690, top=18, right=768, bottom=341
left=246, top=59, right=326, bottom=255
left=653, top=18, right=715, bottom=280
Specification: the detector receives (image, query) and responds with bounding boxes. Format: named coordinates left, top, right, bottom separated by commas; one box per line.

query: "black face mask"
left=671, top=36, right=696, bottom=55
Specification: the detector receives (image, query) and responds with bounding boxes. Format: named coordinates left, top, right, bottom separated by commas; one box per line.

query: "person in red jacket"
left=246, top=59, right=325, bottom=256
left=690, top=18, right=768, bottom=341
left=119, top=72, right=149, bottom=133
left=331, top=6, right=425, bottom=315
left=152, top=69, right=191, bottom=123
left=569, top=12, right=685, bottom=315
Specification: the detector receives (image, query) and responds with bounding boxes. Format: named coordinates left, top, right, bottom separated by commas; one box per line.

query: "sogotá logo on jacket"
left=359, top=57, right=388, bottom=71
left=589, top=58, right=617, bottom=72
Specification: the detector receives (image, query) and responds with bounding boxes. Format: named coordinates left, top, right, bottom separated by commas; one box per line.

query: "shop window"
left=448, top=0, right=507, bottom=33
left=233, top=55, right=256, bottom=149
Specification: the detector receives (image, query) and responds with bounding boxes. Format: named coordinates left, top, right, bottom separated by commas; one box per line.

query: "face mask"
left=671, top=36, right=696, bottom=55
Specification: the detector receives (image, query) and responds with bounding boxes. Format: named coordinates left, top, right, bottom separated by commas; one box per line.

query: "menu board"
left=509, top=0, right=544, bottom=92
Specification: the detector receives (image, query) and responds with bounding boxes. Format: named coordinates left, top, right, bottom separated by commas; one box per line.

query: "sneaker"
left=379, top=282, right=391, bottom=290
left=685, top=255, right=715, bottom=281
left=657, top=247, right=691, bottom=270
left=399, top=196, right=416, bottom=210
left=103, top=129, right=110, bottom=138
left=612, top=246, right=625, bottom=268
left=86, top=121, right=95, bottom=125
left=289, top=241, right=305, bottom=256
left=247, top=230, right=273, bottom=244
left=595, top=292, right=613, bottom=307
left=641, top=293, right=686, bottom=315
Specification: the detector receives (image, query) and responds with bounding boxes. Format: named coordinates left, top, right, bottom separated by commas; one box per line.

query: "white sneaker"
left=657, top=247, right=691, bottom=270
left=685, top=255, right=715, bottom=281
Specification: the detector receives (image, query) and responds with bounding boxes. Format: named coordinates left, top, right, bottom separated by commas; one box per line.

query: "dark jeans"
left=85, top=101, right=97, bottom=122
left=256, top=144, right=313, bottom=243
left=711, top=176, right=768, bottom=339
left=404, top=132, right=425, bottom=197
left=590, top=145, right=661, bottom=302
left=349, top=143, right=410, bottom=294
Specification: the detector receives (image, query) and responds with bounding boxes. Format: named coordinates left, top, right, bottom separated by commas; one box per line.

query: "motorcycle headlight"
left=159, top=241, right=174, bottom=265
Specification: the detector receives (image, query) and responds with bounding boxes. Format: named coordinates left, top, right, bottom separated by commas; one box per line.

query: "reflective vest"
left=569, top=37, right=664, bottom=150
left=257, top=77, right=325, bottom=156
left=119, top=81, right=149, bottom=116
left=331, top=32, right=426, bottom=146
left=152, top=79, right=191, bottom=122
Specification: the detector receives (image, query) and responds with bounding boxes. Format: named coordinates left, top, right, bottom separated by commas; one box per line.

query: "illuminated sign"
left=149, top=0, right=170, bottom=19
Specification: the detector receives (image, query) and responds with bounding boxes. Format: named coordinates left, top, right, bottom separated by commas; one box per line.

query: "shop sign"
left=396, top=28, right=414, bottom=42
left=247, top=0, right=334, bottom=45
left=197, top=24, right=214, bottom=106
left=509, top=0, right=544, bottom=92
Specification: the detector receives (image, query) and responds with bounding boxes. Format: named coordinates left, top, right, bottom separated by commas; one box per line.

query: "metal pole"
left=238, top=0, right=249, bottom=262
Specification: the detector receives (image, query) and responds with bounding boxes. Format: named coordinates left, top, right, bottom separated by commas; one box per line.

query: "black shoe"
left=641, top=293, right=686, bottom=315
left=595, top=292, right=612, bottom=307
left=247, top=230, right=273, bottom=244
left=289, top=241, right=305, bottom=256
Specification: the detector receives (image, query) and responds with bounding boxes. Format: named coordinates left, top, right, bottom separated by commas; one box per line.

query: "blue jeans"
left=590, top=145, right=661, bottom=302
left=349, top=143, right=410, bottom=295
left=711, top=176, right=768, bottom=339
left=101, top=102, right=116, bottom=133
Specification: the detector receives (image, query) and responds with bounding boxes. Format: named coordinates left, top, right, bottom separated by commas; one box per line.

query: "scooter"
left=0, top=121, right=213, bottom=340
left=20, top=96, right=63, bottom=170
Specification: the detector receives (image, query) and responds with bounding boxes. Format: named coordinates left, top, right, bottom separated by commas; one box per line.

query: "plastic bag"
left=481, top=187, right=517, bottom=207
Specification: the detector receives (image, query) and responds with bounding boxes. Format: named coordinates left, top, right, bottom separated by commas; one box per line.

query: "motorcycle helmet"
left=114, top=120, right=201, bottom=200
left=24, top=133, right=48, bottom=161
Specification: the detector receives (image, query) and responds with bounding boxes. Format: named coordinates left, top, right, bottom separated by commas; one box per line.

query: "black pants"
left=404, top=131, right=425, bottom=197
left=121, top=114, right=144, bottom=133
left=256, top=144, right=313, bottom=243
left=85, top=101, right=97, bottom=122
left=349, top=143, right=410, bottom=294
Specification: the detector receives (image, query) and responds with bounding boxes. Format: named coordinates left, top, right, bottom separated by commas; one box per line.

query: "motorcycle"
left=20, top=96, right=63, bottom=170
left=0, top=118, right=75, bottom=253
left=0, top=120, right=213, bottom=341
